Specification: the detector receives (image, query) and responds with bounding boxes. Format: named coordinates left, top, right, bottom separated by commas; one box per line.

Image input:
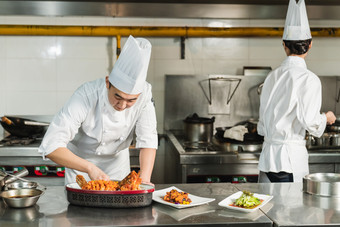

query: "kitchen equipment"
left=183, top=113, right=215, bottom=143
left=0, top=116, right=49, bottom=137
left=331, top=133, right=340, bottom=146
left=303, top=173, right=340, bottom=197
left=0, top=168, right=29, bottom=190
left=213, top=136, right=262, bottom=153
left=243, top=66, right=272, bottom=76
left=305, top=131, right=315, bottom=148
left=327, top=125, right=340, bottom=133
left=314, top=133, right=332, bottom=146
left=5, top=181, right=38, bottom=190
left=66, top=182, right=154, bottom=208
left=0, top=188, right=44, bottom=208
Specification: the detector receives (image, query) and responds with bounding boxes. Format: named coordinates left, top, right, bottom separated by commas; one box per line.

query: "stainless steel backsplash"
left=165, top=74, right=340, bottom=131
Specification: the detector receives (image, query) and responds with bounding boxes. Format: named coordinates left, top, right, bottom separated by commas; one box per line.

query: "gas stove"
left=0, top=135, right=42, bottom=146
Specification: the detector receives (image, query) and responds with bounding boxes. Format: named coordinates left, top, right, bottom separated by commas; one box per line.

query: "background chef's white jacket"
left=257, top=56, right=327, bottom=182
left=38, top=78, right=158, bottom=185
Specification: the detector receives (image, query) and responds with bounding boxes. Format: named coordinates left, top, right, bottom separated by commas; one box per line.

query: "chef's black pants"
left=266, top=171, right=293, bottom=182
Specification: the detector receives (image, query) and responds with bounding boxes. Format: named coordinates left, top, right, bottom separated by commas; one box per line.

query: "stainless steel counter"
left=0, top=183, right=272, bottom=227
left=234, top=183, right=340, bottom=227
left=1, top=183, right=340, bottom=227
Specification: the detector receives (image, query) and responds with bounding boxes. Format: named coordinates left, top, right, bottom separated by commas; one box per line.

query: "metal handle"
left=4, top=168, right=29, bottom=185
left=24, top=120, right=49, bottom=126
left=4, top=171, right=46, bottom=191
left=257, top=83, right=264, bottom=95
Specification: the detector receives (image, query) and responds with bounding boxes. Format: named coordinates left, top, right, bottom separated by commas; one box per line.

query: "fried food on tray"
left=119, top=170, right=142, bottom=191
left=163, top=189, right=192, bottom=205
left=76, top=175, right=88, bottom=189
left=75, top=170, right=142, bottom=191
left=83, top=180, right=120, bottom=191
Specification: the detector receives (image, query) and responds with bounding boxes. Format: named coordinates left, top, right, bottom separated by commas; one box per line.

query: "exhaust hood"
left=1, top=0, right=340, bottom=19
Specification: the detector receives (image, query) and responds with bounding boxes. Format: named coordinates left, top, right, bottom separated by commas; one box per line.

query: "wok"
left=0, top=116, right=49, bottom=137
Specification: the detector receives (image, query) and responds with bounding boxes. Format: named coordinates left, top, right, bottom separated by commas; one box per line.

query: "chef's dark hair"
left=283, top=39, right=312, bottom=55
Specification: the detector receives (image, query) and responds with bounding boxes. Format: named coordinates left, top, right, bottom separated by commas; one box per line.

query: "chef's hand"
left=142, top=180, right=155, bottom=187
left=87, top=164, right=110, bottom=181
left=326, top=111, right=336, bottom=125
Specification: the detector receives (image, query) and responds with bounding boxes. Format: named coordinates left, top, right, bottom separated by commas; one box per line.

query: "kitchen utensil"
left=1, top=188, right=44, bottom=208
left=0, top=168, right=29, bottom=190
left=327, top=125, right=340, bottom=133
left=5, top=181, right=38, bottom=190
left=314, top=133, right=331, bottom=146
left=331, top=133, right=340, bottom=146
left=66, top=182, right=154, bottom=208
left=183, top=113, right=215, bottom=143
left=305, top=131, right=315, bottom=148
left=0, top=116, right=49, bottom=137
left=303, top=173, right=340, bottom=197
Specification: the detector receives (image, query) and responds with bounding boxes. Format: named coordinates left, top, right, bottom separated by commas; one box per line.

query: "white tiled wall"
left=1, top=16, right=340, bottom=134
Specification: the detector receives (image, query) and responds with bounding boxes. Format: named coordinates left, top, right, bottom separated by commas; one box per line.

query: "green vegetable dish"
left=234, top=190, right=262, bottom=208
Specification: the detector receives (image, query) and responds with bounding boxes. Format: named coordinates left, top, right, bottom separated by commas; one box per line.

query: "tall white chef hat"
left=109, top=35, right=151, bottom=95
left=282, top=0, right=311, bottom=41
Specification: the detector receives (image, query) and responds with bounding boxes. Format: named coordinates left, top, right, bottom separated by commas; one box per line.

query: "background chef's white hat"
left=283, top=0, right=311, bottom=40
left=109, top=35, right=151, bottom=94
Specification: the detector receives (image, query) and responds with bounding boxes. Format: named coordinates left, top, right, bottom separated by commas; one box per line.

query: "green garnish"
left=234, top=190, right=261, bottom=208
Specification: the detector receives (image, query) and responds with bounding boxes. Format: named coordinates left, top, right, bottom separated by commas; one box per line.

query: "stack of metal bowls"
left=1, top=181, right=44, bottom=208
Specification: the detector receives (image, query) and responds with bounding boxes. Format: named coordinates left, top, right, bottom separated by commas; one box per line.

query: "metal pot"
left=0, top=116, right=49, bottom=137
left=314, top=133, right=331, bottom=146
left=327, top=125, right=340, bottom=133
left=331, top=133, right=340, bottom=146
left=303, top=173, right=340, bottom=197
left=183, top=113, right=215, bottom=143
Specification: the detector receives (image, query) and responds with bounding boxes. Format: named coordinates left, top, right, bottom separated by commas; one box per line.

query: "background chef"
left=38, top=35, right=158, bottom=185
left=257, top=0, right=336, bottom=183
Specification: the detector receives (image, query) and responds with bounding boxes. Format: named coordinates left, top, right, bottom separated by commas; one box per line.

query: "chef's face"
left=106, top=77, right=140, bottom=111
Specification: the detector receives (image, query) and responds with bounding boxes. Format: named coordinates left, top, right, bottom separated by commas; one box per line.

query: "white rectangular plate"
left=152, top=186, right=215, bottom=209
left=218, top=191, right=273, bottom=213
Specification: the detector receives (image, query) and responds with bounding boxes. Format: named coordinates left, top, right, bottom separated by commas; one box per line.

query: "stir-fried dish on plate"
left=76, top=170, right=142, bottom=191
left=231, top=190, right=263, bottom=209
left=163, top=189, right=192, bottom=205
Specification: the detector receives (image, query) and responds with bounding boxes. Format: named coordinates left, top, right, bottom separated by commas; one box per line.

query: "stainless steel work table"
left=0, top=183, right=274, bottom=227
left=3, top=182, right=340, bottom=227
left=234, top=183, right=340, bottom=227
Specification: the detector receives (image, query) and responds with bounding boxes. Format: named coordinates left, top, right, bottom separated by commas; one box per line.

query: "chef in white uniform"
left=38, top=35, right=158, bottom=185
left=257, top=0, right=336, bottom=183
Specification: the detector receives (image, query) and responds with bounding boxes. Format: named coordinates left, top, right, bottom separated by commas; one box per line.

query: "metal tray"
left=303, top=173, right=340, bottom=197
left=66, top=183, right=154, bottom=208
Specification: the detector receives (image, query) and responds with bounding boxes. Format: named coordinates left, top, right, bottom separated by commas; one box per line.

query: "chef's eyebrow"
left=114, top=93, right=138, bottom=101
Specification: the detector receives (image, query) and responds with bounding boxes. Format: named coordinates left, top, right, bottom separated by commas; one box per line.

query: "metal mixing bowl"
left=5, top=181, right=38, bottom=190
left=0, top=189, right=44, bottom=208
left=303, top=173, right=340, bottom=197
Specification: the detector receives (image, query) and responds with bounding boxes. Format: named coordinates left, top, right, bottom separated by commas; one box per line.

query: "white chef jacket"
left=38, top=78, right=158, bottom=185
left=257, top=56, right=327, bottom=182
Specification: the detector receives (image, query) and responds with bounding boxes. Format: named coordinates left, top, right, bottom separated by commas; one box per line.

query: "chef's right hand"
left=87, top=164, right=110, bottom=181
left=326, top=111, right=336, bottom=125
